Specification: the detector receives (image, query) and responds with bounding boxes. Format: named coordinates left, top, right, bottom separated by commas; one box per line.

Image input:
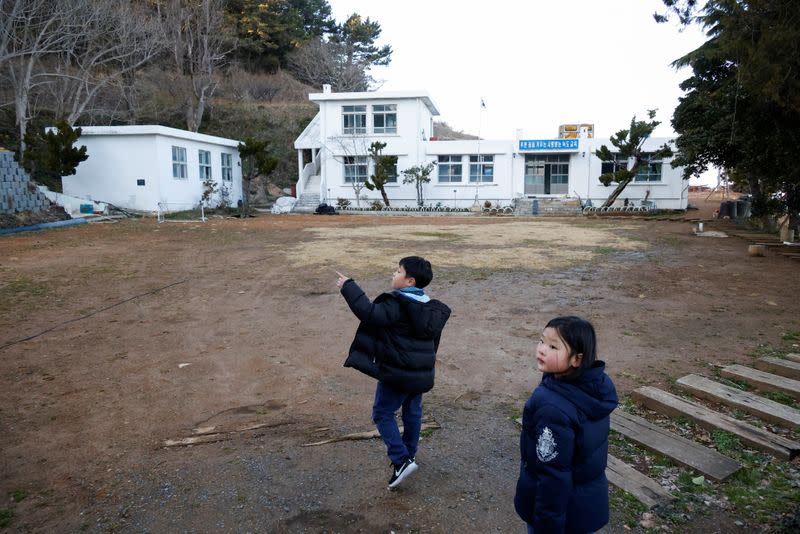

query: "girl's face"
left=536, top=327, right=582, bottom=376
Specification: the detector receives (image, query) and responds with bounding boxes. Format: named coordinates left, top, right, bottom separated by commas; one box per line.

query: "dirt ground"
left=1, top=193, right=798, bottom=533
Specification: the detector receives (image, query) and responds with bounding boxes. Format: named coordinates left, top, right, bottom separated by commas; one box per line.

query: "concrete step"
left=514, top=198, right=584, bottom=216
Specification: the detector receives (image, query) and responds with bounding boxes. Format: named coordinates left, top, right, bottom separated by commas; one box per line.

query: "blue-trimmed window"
left=438, top=155, right=462, bottom=182
left=172, top=146, right=187, bottom=179
left=469, top=155, right=494, bottom=182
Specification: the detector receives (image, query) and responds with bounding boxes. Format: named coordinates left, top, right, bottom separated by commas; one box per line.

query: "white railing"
left=296, top=157, right=321, bottom=198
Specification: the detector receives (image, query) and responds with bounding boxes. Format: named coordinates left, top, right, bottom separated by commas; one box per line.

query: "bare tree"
left=2, top=0, right=77, bottom=156
left=45, top=0, right=163, bottom=126
left=156, top=0, right=230, bottom=132
left=330, top=134, right=372, bottom=206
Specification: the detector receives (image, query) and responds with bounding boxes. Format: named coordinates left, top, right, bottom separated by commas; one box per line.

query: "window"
left=634, top=156, right=663, bottom=182
left=198, top=150, right=211, bottom=181
left=469, top=155, right=494, bottom=182
left=601, top=154, right=662, bottom=182
left=342, top=105, right=367, bottom=134
left=373, top=104, right=397, bottom=134
left=221, top=153, right=233, bottom=182
left=343, top=156, right=368, bottom=182
left=385, top=161, right=398, bottom=183
left=438, top=155, right=463, bottom=182
left=172, top=146, right=187, bottom=179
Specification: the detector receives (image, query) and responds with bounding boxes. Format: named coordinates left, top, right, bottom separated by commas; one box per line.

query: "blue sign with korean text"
left=518, top=139, right=579, bottom=151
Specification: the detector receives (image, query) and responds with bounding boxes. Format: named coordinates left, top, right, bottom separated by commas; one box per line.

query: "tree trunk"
left=240, top=176, right=251, bottom=218
left=380, top=187, right=390, bottom=207
left=601, top=177, right=634, bottom=208
left=416, top=181, right=423, bottom=207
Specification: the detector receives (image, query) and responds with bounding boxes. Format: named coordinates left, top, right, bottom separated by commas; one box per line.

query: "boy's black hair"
left=545, top=315, right=597, bottom=380
left=399, top=256, right=433, bottom=289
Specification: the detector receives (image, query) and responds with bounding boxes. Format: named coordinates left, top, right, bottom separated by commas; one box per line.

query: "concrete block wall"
left=0, top=151, right=51, bottom=214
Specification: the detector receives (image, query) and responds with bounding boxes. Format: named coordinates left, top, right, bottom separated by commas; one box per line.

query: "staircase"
left=514, top=197, right=583, bottom=216
left=292, top=175, right=321, bottom=213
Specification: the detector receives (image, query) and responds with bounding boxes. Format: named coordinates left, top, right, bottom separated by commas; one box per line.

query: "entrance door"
left=524, top=154, right=569, bottom=195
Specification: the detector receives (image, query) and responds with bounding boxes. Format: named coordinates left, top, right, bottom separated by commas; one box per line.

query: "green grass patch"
left=0, top=509, right=13, bottom=528
left=11, top=490, right=27, bottom=503
left=609, top=486, right=647, bottom=529
left=711, top=430, right=741, bottom=453
left=593, top=246, right=615, bottom=255
left=762, top=390, right=798, bottom=407
left=749, top=344, right=788, bottom=359
left=781, top=331, right=800, bottom=342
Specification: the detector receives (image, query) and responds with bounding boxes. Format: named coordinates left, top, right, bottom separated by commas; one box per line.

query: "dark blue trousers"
left=372, top=381, right=423, bottom=465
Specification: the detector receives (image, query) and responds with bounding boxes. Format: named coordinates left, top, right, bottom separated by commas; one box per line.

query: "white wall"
left=63, top=135, right=159, bottom=209
left=298, top=91, right=689, bottom=210
left=63, top=129, right=243, bottom=212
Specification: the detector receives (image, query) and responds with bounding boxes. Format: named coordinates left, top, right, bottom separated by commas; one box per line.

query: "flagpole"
left=474, top=98, right=485, bottom=208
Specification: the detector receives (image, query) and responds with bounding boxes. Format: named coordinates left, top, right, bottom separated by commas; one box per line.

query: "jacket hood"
left=396, top=296, right=451, bottom=340
left=541, top=362, right=618, bottom=421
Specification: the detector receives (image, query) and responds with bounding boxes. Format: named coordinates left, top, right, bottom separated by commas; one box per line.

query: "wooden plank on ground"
left=785, top=353, right=800, bottom=364
left=606, top=454, right=674, bottom=509
left=755, top=357, right=800, bottom=381
left=677, top=374, right=800, bottom=430
left=631, top=386, right=800, bottom=460
left=721, top=364, right=800, bottom=401
left=611, top=411, right=740, bottom=480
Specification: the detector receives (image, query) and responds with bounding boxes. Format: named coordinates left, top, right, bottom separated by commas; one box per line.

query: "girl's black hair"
left=545, top=315, right=598, bottom=380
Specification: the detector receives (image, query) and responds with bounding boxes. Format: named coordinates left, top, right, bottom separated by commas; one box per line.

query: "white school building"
left=62, top=125, right=243, bottom=213
left=293, top=88, right=688, bottom=212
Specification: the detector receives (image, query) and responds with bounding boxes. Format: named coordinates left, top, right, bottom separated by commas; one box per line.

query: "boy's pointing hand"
left=335, top=271, right=351, bottom=288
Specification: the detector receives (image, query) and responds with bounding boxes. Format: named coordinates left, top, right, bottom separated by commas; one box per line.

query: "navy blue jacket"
left=340, top=279, right=450, bottom=394
left=514, top=362, right=618, bottom=533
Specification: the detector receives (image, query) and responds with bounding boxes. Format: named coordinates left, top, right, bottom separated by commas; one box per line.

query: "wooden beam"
left=785, top=353, right=800, bottom=364
left=631, top=386, right=800, bottom=460
left=606, top=454, right=674, bottom=509
left=677, top=374, right=800, bottom=430
left=721, top=364, right=800, bottom=401
left=754, top=357, right=800, bottom=381
left=611, top=411, right=739, bottom=480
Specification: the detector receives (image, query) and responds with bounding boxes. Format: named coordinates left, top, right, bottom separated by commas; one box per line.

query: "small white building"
left=62, top=125, right=243, bottom=212
left=293, top=88, right=688, bottom=211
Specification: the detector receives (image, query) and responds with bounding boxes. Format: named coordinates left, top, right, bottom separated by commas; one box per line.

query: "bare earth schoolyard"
left=1, top=207, right=798, bottom=532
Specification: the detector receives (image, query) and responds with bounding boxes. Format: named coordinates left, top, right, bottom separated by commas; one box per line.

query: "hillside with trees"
left=0, top=0, right=393, bottom=196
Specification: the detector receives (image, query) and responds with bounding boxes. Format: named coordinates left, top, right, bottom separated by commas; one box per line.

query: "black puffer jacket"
left=340, top=279, right=451, bottom=394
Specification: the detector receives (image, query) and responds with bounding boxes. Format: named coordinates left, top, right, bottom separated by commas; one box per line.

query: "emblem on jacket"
left=536, top=426, right=558, bottom=462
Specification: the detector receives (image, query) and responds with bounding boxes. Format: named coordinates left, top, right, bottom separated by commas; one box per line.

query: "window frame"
left=437, top=155, right=463, bottom=183
left=221, top=153, right=233, bottom=182
left=469, top=154, right=494, bottom=183
left=198, top=149, right=212, bottom=181
left=372, top=104, right=397, bottom=134
left=342, top=105, right=367, bottom=135
left=343, top=155, right=368, bottom=183
left=172, top=145, right=187, bottom=180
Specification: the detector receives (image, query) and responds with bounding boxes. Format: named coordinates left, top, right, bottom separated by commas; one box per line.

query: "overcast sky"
left=327, top=0, right=708, bottom=143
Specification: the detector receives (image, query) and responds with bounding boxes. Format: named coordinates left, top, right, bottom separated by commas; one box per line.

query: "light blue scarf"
left=397, top=286, right=430, bottom=303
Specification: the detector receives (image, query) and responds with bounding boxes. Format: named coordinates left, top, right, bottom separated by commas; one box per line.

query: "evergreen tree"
left=595, top=110, right=673, bottom=208
left=364, top=141, right=396, bottom=207
left=238, top=137, right=278, bottom=217
left=402, top=162, right=436, bottom=208
left=20, top=120, right=88, bottom=193
left=331, top=13, right=392, bottom=68
left=659, top=0, right=800, bottom=225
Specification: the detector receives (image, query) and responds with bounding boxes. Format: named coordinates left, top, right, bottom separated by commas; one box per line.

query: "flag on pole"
left=480, top=98, right=486, bottom=109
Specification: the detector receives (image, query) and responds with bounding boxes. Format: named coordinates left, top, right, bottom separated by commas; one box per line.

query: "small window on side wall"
left=137, top=179, right=146, bottom=186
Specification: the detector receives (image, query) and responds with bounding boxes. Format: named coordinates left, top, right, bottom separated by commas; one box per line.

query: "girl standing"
left=515, top=316, right=618, bottom=533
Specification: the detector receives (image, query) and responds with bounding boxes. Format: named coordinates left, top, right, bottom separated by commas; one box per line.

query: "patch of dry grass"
left=289, top=220, right=647, bottom=276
